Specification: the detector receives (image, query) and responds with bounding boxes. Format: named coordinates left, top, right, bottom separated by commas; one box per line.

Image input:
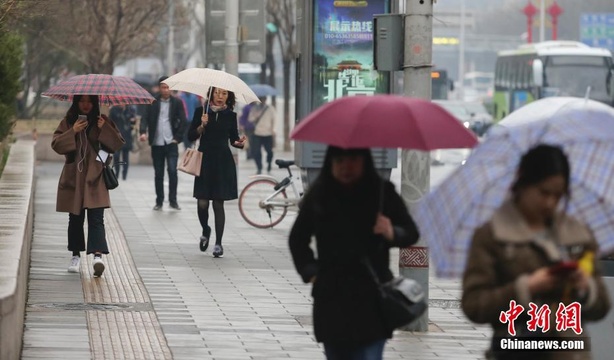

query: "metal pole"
left=458, top=0, right=466, bottom=101
left=225, top=0, right=240, bottom=171
left=167, top=0, right=175, bottom=74
left=225, top=0, right=240, bottom=76
left=399, top=0, right=433, bottom=332
left=539, top=0, right=546, bottom=42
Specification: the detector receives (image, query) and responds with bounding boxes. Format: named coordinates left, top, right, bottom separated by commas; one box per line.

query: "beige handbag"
left=178, top=147, right=202, bottom=176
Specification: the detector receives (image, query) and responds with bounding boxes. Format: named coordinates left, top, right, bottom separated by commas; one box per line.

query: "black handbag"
left=88, top=140, right=119, bottom=190
left=365, top=259, right=427, bottom=331
left=100, top=161, right=119, bottom=190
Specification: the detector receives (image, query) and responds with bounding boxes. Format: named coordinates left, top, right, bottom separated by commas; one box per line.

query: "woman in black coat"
left=289, top=146, right=419, bottom=360
left=187, top=87, right=246, bottom=258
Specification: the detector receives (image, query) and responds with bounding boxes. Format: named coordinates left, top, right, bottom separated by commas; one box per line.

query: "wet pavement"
left=22, top=149, right=491, bottom=359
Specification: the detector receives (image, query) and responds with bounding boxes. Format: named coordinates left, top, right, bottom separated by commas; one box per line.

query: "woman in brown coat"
left=462, top=144, right=610, bottom=360
left=51, top=95, right=125, bottom=277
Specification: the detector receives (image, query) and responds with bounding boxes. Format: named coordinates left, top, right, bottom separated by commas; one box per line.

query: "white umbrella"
left=162, top=68, right=260, bottom=105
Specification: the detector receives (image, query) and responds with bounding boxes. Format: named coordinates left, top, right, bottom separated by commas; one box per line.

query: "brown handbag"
left=177, top=147, right=202, bottom=176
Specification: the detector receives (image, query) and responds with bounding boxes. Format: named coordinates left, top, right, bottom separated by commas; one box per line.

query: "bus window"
left=494, top=41, right=614, bottom=121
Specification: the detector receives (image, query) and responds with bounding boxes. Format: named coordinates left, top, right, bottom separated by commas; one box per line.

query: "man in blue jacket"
left=139, top=76, right=186, bottom=211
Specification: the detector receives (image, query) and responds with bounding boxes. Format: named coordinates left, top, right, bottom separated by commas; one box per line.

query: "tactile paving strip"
left=81, top=210, right=172, bottom=360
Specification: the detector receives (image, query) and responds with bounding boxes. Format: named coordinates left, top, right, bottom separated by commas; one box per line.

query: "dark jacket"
left=140, top=94, right=186, bottom=146
left=462, top=199, right=610, bottom=360
left=109, top=106, right=135, bottom=150
left=289, top=180, right=419, bottom=346
left=187, top=106, right=243, bottom=200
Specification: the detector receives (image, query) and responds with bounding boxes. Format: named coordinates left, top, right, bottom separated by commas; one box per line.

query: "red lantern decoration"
left=548, top=1, right=564, bottom=40
left=522, top=1, right=538, bottom=43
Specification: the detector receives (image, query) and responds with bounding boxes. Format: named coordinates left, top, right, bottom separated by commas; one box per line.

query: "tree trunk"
left=260, top=63, right=267, bottom=83
left=266, top=30, right=276, bottom=108
left=282, top=58, right=291, bottom=152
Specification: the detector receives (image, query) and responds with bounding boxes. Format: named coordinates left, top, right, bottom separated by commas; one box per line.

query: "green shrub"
left=0, top=26, right=23, bottom=141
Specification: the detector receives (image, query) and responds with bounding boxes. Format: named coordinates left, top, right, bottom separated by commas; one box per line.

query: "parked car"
left=433, top=100, right=494, bottom=136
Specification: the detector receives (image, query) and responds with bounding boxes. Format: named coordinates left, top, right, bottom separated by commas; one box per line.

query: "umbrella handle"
left=205, top=86, right=210, bottom=114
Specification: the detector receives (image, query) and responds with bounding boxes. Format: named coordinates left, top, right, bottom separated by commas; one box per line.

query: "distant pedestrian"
left=289, top=146, right=419, bottom=360
left=247, top=96, right=276, bottom=174
left=238, top=102, right=255, bottom=160
left=461, top=144, right=611, bottom=360
left=109, top=104, right=136, bottom=180
left=139, top=76, right=186, bottom=211
left=51, top=95, right=125, bottom=277
left=187, top=87, right=247, bottom=258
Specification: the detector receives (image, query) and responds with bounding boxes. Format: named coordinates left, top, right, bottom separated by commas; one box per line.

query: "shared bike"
left=238, top=159, right=302, bottom=228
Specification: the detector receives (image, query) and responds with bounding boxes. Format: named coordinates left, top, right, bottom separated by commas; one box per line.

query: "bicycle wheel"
left=239, top=179, right=288, bottom=228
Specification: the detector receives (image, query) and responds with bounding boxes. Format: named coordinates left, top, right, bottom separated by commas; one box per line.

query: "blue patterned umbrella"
left=415, top=97, right=614, bottom=277
left=250, top=84, right=278, bottom=97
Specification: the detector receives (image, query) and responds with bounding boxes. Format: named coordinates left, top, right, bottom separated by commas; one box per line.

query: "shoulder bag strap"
left=362, top=257, right=383, bottom=285
left=84, top=135, right=104, bottom=163
left=252, top=105, right=269, bottom=126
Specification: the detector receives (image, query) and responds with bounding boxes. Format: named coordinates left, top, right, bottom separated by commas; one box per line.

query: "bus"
left=431, top=69, right=453, bottom=100
left=493, top=41, right=614, bottom=121
left=462, top=71, right=494, bottom=102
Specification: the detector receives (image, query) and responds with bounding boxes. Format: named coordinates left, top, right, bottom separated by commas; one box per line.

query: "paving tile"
left=22, top=160, right=496, bottom=359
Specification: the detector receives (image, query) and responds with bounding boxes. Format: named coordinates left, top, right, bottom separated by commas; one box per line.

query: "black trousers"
left=151, top=143, right=179, bottom=205
left=67, top=208, right=108, bottom=254
left=251, top=135, right=273, bottom=172
left=113, top=146, right=130, bottom=180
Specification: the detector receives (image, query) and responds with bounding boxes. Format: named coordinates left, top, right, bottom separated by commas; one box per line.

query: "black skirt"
left=190, top=107, right=242, bottom=200
left=193, top=144, right=238, bottom=200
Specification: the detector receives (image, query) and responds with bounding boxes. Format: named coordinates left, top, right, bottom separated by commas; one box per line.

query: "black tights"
left=197, top=199, right=225, bottom=245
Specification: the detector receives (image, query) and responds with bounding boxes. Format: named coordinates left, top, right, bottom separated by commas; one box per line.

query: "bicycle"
left=238, top=159, right=302, bottom=228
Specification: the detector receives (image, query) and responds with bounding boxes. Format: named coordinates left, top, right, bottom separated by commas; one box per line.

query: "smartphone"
left=549, top=261, right=578, bottom=276
left=78, top=115, right=87, bottom=123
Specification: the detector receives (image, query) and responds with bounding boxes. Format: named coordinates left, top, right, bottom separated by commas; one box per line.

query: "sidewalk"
left=22, top=150, right=490, bottom=359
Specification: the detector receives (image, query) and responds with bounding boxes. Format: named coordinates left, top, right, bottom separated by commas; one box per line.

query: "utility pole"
left=399, top=0, right=433, bottom=332
left=458, top=0, right=465, bottom=101
left=225, top=0, right=240, bottom=169
left=167, top=0, right=175, bottom=74
left=225, top=0, right=240, bottom=76
left=539, top=0, right=546, bottom=42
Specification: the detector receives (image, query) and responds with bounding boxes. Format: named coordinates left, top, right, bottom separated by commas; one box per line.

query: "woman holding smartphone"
left=51, top=95, right=125, bottom=277
left=461, top=144, right=610, bottom=360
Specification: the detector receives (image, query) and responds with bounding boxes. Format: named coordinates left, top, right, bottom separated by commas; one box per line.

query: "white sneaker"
left=93, top=257, right=105, bottom=277
left=67, top=256, right=80, bottom=273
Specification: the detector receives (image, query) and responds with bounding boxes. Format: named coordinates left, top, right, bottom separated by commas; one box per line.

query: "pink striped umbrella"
left=42, top=74, right=155, bottom=106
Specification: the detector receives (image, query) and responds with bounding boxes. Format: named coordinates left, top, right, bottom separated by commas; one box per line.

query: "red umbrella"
left=290, top=95, right=478, bottom=150
left=42, top=74, right=155, bottom=106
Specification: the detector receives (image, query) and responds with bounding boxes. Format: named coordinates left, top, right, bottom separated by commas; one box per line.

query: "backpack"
left=239, top=103, right=255, bottom=131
